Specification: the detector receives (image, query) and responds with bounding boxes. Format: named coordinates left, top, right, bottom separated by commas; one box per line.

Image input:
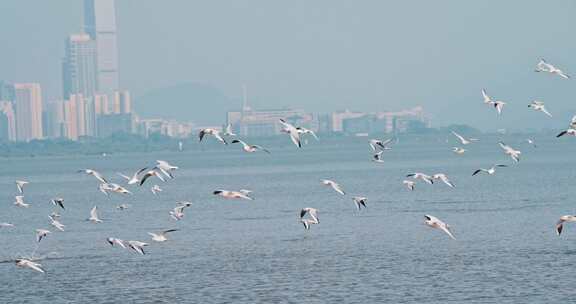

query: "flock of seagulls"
left=4, top=58, right=576, bottom=274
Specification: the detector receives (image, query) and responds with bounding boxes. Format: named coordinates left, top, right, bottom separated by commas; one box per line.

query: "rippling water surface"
left=1, top=135, right=575, bottom=303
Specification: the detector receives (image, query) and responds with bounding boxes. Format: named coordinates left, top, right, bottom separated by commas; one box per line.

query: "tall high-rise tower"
left=84, top=0, right=119, bottom=95
left=13, top=83, right=43, bottom=142
left=62, top=33, right=98, bottom=99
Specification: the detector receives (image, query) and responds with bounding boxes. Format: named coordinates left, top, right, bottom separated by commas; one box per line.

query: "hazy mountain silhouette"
left=134, top=83, right=237, bottom=125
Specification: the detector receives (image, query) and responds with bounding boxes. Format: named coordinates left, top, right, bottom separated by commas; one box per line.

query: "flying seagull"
left=452, top=147, right=466, bottom=155
left=278, top=119, right=302, bottom=148
left=213, top=190, right=254, bottom=200
left=528, top=100, right=552, bottom=117
left=499, top=142, right=521, bottom=163
left=321, top=179, right=346, bottom=195
left=88, top=206, right=102, bottom=223
left=127, top=241, right=149, bottom=255
left=369, top=138, right=393, bottom=151
left=148, top=229, right=179, bottom=242
left=15, top=259, right=45, bottom=273
left=424, top=215, right=455, bottom=240
left=231, top=139, right=271, bottom=154
left=451, top=131, right=477, bottom=145
left=472, top=164, right=507, bottom=176
left=36, top=229, right=51, bottom=243
left=223, top=123, right=236, bottom=136
left=199, top=128, right=227, bottom=145
left=535, top=58, right=570, bottom=79
left=15, top=180, right=28, bottom=194
left=556, top=215, right=576, bottom=235
left=14, top=196, right=30, bottom=208
left=117, top=167, right=148, bottom=185
left=406, top=173, right=434, bottom=184
left=432, top=173, right=455, bottom=188
left=50, top=198, right=65, bottom=210
left=155, top=160, right=179, bottom=179
left=372, top=151, right=384, bottom=163
left=78, top=169, right=108, bottom=184
left=556, top=115, right=576, bottom=138
left=139, top=170, right=166, bottom=186
left=300, top=207, right=319, bottom=229
left=49, top=216, right=65, bottom=232
left=403, top=180, right=415, bottom=191
left=107, top=237, right=127, bottom=248
left=352, top=197, right=367, bottom=210
left=481, top=89, right=506, bottom=115
left=169, top=202, right=192, bottom=221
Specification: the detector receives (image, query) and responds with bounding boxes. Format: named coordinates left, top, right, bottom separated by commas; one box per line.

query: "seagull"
left=279, top=119, right=302, bottom=148
left=321, top=179, right=346, bottom=195
left=535, top=58, right=570, bottom=79
left=403, top=180, right=415, bottom=191
left=528, top=100, right=552, bottom=117
left=15, top=259, right=45, bottom=273
left=557, top=128, right=576, bottom=138
left=155, top=160, right=178, bottom=179
left=472, top=164, right=507, bottom=176
left=139, top=170, right=166, bottom=186
left=481, top=89, right=506, bottom=115
left=369, top=138, right=393, bottom=151
left=49, top=216, right=65, bottom=232
left=432, top=173, right=455, bottom=188
left=169, top=202, right=192, bottom=221
left=36, top=229, right=51, bottom=243
left=213, top=190, right=254, bottom=200
left=78, top=169, right=108, bottom=183
left=15, top=180, right=28, bottom=194
left=127, top=241, right=149, bottom=255
left=88, top=206, right=102, bottom=223
left=50, top=198, right=65, bottom=210
left=116, top=204, right=131, bottom=210
left=556, top=215, right=576, bottom=235
left=451, top=131, right=477, bottom=145
left=148, top=229, right=179, bottom=242
left=452, top=147, right=466, bottom=155
left=352, top=197, right=367, bottom=210
left=199, top=128, right=227, bottom=145
left=424, top=215, right=455, bottom=240
left=151, top=185, right=162, bottom=195
left=499, top=142, right=521, bottom=163
left=300, top=207, right=319, bottom=223
left=0, top=222, right=14, bottom=228
left=372, top=151, right=384, bottom=163
left=526, top=138, right=537, bottom=148
left=117, top=167, right=148, bottom=185
left=223, top=123, right=236, bottom=136
left=99, top=183, right=132, bottom=195
left=106, top=237, right=127, bottom=248
left=296, top=127, right=319, bottom=141
left=14, top=195, right=30, bottom=208
left=231, top=139, right=271, bottom=154
left=406, top=173, right=434, bottom=184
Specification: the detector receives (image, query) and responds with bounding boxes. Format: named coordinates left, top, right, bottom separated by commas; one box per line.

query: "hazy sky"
left=1, top=0, right=575, bottom=130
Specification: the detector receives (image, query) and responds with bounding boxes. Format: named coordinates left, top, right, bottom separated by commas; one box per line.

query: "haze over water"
left=1, top=135, right=575, bottom=303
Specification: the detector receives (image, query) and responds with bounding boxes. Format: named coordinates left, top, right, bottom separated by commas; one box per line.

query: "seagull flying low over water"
left=369, top=138, right=393, bottom=151
left=231, top=139, right=271, bottom=154
left=481, top=89, right=506, bottom=115
left=49, top=216, right=65, bottom=232
left=0, top=222, right=14, bottom=228
left=528, top=101, right=552, bottom=117
left=107, top=237, right=127, bottom=248
left=556, top=115, right=576, bottom=138
left=36, top=229, right=51, bottom=243
left=452, top=147, right=466, bottom=155
left=169, top=202, right=192, bottom=221
left=199, top=128, right=227, bottom=145
left=321, top=179, right=346, bottom=195
left=15, top=259, right=45, bottom=273
left=117, top=167, right=148, bottom=185
left=213, top=190, right=254, bottom=200
left=499, top=142, right=521, bottom=163
left=99, top=183, right=132, bottom=196
left=78, top=169, right=108, bottom=184
left=139, top=170, right=166, bottom=186
left=296, top=127, right=319, bottom=141
left=352, top=197, right=367, bottom=210
left=300, top=207, right=319, bottom=230
left=535, top=59, right=570, bottom=79
left=51, top=198, right=65, bottom=210
left=148, top=229, right=179, bottom=242
left=403, top=180, right=415, bottom=191
left=472, top=164, right=507, bottom=176
left=424, top=215, right=455, bottom=240
left=127, top=241, right=149, bottom=255
left=406, top=173, right=434, bottom=184
left=279, top=119, right=302, bottom=148
left=155, top=160, right=178, bottom=179
left=15, top=180, right=28, bottom=194
left=451, top=131, right=477, bottom=145
left=432, top=174, right=455, bottom=188
left=223, top=123, right=236, bottom=137
left=88, top=206, right=102, bottom=223
left=372, top=151, right=384, bottom=163
left=14, top=195, right=30, bottom=208
left=556, top=215, right=576, bottom=235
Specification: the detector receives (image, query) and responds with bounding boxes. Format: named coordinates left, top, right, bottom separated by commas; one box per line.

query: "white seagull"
left=88, top=206, right=102, bottom=223
left=499, top=142, right=521, bottom=163
left=406, top=173, right=434, bottom=184
left=432, top=173, right=455, bottom=188
left=107, top=237, right=127, bottom=248
left=169, top=202, right=192, bottom=221
left=403, top=180, right=415, bottom=191
left=199, top=128, right=227, bottom=145
left=50, top=198, right=65, bottom=210
left=15, top=259, right=45, bottom=273
left=296, top=127, right=319, bottom=141
left=0, top=222, right=14, bottom=228
left=481, top=89, right=506, bottom=115
left=36, top=229, right=51, bottom=243
left=99, top=183, right=132, bottom=195
left=139, top=170, right=166, bottom=186
left=535, top=58, right=570, bottom=79
left=231, top=139, right=271, bottom=154
left=556, top=215, right=576, bottom=235
left=117, top=167, right=148, bottom=185
left=213, top=190, right=254, bottom=200
left=451, top=131, right=477, bottom=145
left=155, top=160, right=179, bottom=179
left=321, top=179, right=346, bottom=195
left=352, top=197, right=367, bottom=210
left=78, top=169, right=108, bottom=183
left=369, top=138, right=393, bottom=151
left=15, top=180, right=29, bottom=194
left=223, top=123, right=236, bottom=136
left=148, top=229, right=179, bottom=242
left=127, top=241, right=149, bottom=255
left=49, top=216, right=65, bottom=232
left=528, top=100, right=552, bottom=117
left=372, top=151, right=384, bottom=163
left=300, top=207, right=319, bottom=223
left=472, top=164, right=507, bottom=176
left=14, top=195, right=30, bottom=208
left=556, top=116, right=576, bottom=138
left=424, top=215, right=455, bottom=240
left=452, top=147, right=466, bottom=155
left=279, top=119, right=302, bottom=148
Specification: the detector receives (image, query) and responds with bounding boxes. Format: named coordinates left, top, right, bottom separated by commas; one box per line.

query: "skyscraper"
left=84, top=0, right=119, bottom=95
left=45, top=101, right=65, bottom=138
left=14, top=83, right=43, bottom=142
left=0, top=101, right=16, bottom=141
left=113, top=90, right=131, bottom=114
left=62, top=33, right=98, bottom=99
